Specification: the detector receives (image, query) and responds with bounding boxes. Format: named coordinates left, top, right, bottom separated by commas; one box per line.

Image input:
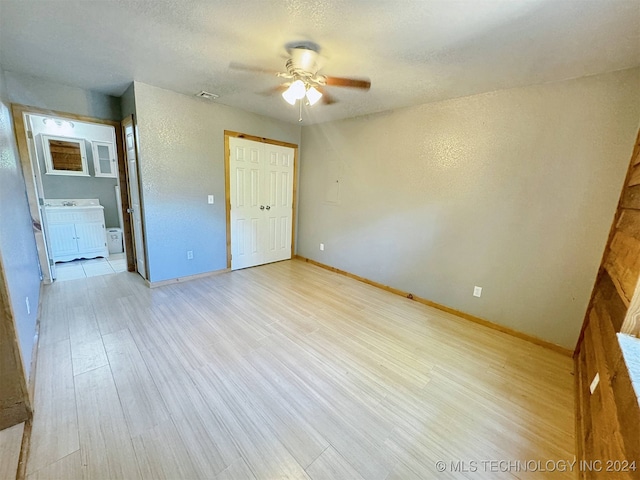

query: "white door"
left=263, top=144, right=294, bottom=263
left=229, top=137, right=294, bottom=270
left=122, top=116, right=147, bottom=279
left=229, top=137, right=265, bottom=270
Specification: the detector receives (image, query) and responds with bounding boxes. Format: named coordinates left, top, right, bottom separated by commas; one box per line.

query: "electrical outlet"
left=208, top=194, right=214, bottom=204
left=320, top=243, right=325, bottom=251
left=473, top=286, right=482, bottom=297
left=25, top=296, right=30, bottom=315
left=187, top=250, right=194, bottom=260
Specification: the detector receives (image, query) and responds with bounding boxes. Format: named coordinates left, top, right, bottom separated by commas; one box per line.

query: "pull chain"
left=298, top=100, right=303, bottom=122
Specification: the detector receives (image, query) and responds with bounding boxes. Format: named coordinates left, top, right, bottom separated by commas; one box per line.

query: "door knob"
left=260, top=205, right=265, bottom=210
left=265, top=205, right=271, bottom=210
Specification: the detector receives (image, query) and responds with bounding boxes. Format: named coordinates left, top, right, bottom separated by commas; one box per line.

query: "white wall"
left=0, top=67, right=41, bottom=375
left=298, top=67, right=640, bottom=349
left=133, top=82, right=301, bottom=282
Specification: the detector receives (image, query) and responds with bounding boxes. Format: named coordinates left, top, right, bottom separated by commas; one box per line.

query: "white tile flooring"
left=54, top=253, right=127, bottom=282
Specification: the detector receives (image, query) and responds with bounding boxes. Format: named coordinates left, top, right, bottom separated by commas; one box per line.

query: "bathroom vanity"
left=45, top=199, right=109, bottom=263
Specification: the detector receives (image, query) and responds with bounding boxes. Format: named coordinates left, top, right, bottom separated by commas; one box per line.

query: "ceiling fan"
left=230, top=41, right=371, bottom=118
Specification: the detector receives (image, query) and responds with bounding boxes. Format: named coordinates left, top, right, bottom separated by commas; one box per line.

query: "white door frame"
left=224, top=131, right=298, bottom=270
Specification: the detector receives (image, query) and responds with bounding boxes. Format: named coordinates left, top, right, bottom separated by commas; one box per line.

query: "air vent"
left=196, top=91, right=219, bottom=100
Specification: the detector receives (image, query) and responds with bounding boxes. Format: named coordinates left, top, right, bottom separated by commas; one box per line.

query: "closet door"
left=229, top=137, right=265, bottom=270
left=229, top=137, right=295, bottom=270
left=263, top=144, right=294, bottom=263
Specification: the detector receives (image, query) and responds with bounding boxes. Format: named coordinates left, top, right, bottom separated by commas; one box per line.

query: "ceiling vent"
left=195, top=91, right=219, bottom=100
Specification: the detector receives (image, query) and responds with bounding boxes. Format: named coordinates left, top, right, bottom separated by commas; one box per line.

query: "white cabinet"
left=46, top=206, right=109, bottom=262
left=92, top=140, right=117, bottom=178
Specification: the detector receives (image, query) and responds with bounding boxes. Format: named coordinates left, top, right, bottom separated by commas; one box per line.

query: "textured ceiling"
left=1, top=0, right=639, bottom=125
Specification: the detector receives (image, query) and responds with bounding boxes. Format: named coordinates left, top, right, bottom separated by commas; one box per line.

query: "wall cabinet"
left=92, top=140, right=117, bottom=178
left=46, top=206, right=109, bottom=262
left=42, top=134, right=89, bottom=176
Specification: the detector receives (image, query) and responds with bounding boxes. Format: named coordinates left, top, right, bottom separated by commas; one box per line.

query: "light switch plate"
left=589, top=373, right=599, bottom=394
left=473, top=286, right=482, bottom=297
left=208, top=195, right=214, bottom=204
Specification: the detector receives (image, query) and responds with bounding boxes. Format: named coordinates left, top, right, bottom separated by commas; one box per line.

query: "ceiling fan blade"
left=324, top=76, right=371, bottom=90
left=257, top=85, right=287, bottom=96
left=317, top=88, right=338, bottom=105
left=229, top=62, right=281, bottom=76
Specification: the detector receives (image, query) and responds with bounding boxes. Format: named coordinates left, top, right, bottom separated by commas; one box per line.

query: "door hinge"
left=49, top=258, right=54, bottom=266
left=38, top=198, right=45, bottom=206
left=27, top=130, right=33, bottom=139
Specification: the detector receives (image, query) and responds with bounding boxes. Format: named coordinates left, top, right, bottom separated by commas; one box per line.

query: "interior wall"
left=133, top=82, right=301, bottom=283
left=120, top=83, right=136, bottom=120
left=0, top=67, right=41, bottom=376
left=298, top=67, right=640, bottom=349
left=4, top=71, right=121, bottom=121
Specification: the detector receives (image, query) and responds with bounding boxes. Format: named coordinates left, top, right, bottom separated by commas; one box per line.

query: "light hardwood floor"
left=0, top=422, right=23, bottom=479
left=23, top=259, right=574, bottom=479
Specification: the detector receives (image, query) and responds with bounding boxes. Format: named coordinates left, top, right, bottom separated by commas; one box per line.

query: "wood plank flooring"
left=22, top=259, right=574, bottom=479
left=0, top=422, right=23, bottom=480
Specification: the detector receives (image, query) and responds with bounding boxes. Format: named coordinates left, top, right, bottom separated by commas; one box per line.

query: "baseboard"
left=146, top=268, right=230, bottom=288
left=294, top=255, right=573, bottom=357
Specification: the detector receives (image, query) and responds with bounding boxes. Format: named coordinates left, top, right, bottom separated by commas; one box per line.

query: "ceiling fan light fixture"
left=282, top=79, right=306, bottom=105
left=305, top=86, right=322, bottom=106
left=282, top=89, right=297, bottom=105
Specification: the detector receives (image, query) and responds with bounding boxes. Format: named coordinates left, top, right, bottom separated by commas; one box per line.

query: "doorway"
left=225, top=131, right=298, bottom=270
left=11, top=105, right=137, bottom=283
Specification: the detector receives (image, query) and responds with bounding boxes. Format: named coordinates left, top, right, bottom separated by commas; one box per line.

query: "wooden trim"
left=574, top=128, right=640, bottom=354
left=573, top=130, right=640, bottom=356
left=16, top=419, right=32, bottom=480
left=118, top=115, right=135, bottom=273
left=224, top=130, right=298, bottom=149
left=120, top=115, right=147, bottom=275
left=146, top=268, right=230, bottom=288
left=25, top=283, right=44, bottom=403
left=224, top=134, right=232, bottom=269
left=0, top=252, right=32, bottom=430
left=295, top=255, right=573, bottom=357
left=223, top=130, right=299, bottom=270
left=10, top=104, right=130, bottom=281
left=10, top=106, right=51, bottom=283
left=291, top=146, right=299, bottom=257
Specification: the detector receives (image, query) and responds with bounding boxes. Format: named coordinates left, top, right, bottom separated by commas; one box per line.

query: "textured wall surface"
left=298, top=68, right=640, bottom=349
left=0, top=67, right=41, bottom=375
left=4, top=71, right=121, bottom=121
left=133, top=82, right=301, bottom=282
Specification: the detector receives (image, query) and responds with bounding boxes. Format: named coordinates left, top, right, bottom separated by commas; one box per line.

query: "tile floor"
left=54, top=253, right=127, bottom=282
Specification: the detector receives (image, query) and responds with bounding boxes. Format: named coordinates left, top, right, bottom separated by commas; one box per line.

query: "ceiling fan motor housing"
left=287, top=47, right=321, bottom=77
